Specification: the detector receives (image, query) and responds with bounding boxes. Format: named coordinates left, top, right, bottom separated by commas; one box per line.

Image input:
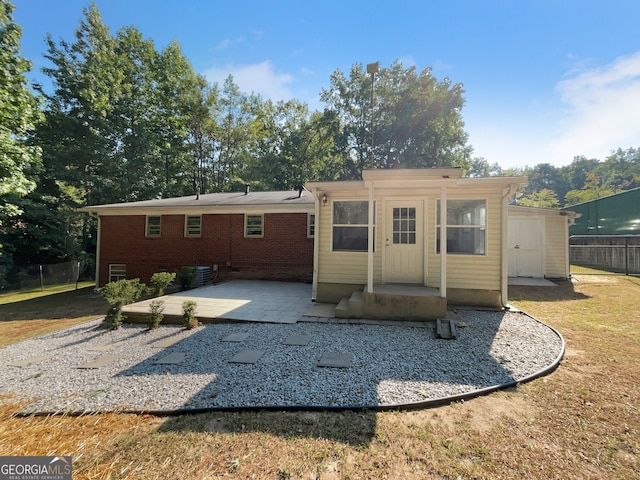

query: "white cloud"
left=550, top=51, right=640, bottom=162
left=203, top=61, right=295, bottom=102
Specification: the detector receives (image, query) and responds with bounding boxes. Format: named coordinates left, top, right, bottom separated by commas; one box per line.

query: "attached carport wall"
left=507, top=205, right=577, bottom=279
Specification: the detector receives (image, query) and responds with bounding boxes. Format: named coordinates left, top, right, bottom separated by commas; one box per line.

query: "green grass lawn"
left=0, top=281, right=96, bottom=305
left=1, top=275, right=639, bottom=479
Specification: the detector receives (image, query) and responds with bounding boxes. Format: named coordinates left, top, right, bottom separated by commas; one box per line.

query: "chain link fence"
left=570, top=235, right=640, bottom=276
left=0, top=260, right=92, bottom=292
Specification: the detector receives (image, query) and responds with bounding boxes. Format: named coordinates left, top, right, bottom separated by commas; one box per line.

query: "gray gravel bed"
left=0, top=310, right=563, bottom=413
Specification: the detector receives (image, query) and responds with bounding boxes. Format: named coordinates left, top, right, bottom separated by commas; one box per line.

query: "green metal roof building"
left=564, top=187, right=640, bottom=235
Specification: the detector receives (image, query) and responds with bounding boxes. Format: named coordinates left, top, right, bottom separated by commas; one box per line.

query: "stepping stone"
left=152, top=337, right=182, bottom=348
left=228, top=350, right=265, bottom=364
left=9, top=355, right=52, bottom=367
left=221, top=332, right=251, bottom=342
left=89, top=342, right=124, bottom=352
left=78, top=355, right=119, bottom=369
left=282, top=334, right=312, bottom=346
left=318, top=352, right=352, bottom=368
left=155, top=352, right=188, bottom=364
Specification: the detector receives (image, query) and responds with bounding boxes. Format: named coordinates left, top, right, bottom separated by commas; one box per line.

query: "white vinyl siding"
left=185, top=215, right=202, bottom=237
left=428, top=193, right=502, bottom=291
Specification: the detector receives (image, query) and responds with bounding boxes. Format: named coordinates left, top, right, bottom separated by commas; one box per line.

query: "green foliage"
left=564, top=172, right=615, bottom=206
left=0, top=0, right=42, bottom=256
left=176, top=266, right=197, bottom=290
left=148, top=271, right=176, bottom=297
left=517, top=188, right=560, bottom=208
left=320, top=60, right=471, bottom=178
left=147, top=299, right=165, bottom=329
left=181, top=300, right=198, bottom=329
left=97, top=278, right=145, bottom=329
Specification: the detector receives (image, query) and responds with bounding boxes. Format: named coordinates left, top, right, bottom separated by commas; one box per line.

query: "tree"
left=564, top=172, right=615, bottom=206
left=0, top=0, right=42, bottom=257
left=467, top=157, right=503, bottom=177
left=517, top=188, right=560, bottom=208
left=320, top=60, right=471, bottom=179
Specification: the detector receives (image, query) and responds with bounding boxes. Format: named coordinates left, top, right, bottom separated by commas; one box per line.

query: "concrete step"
left=348, top=290, right=364, bottom=317
left=334, top=297, right=351, bottom=318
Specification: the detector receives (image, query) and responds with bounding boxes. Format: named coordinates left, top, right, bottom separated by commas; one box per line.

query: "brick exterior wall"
left=98, top=213, right=314, bottom=286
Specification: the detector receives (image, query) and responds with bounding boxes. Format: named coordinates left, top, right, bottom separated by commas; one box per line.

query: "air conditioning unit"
left=194, top=266, right=211, bottom=287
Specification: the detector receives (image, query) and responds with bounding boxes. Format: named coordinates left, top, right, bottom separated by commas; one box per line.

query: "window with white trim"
left=146, top=215, right=161, bottom=237
left=308, top=213, right=315, bottom=238
left=332, top=200, right=374, bottom=252
left=185, top=215, right=202, bottom=237
left=436, top=199, right=486, bottom=254
left=245, top=214, right=263, bottom=237
left=109, top=264, right=126, bottom=283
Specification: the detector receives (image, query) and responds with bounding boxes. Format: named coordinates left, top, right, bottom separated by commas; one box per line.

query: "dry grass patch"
left=0, top=275, right=639, bottom=479
left=0, top=285, right=107, bottom=346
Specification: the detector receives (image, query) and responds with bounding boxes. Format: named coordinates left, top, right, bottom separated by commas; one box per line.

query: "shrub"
left=98, top=279, right=146, bottom=329
left=181, top=300, right=198, bottom=329
left=148, top=272, right=176, bottom=297
left=176, top=266, right=197, bottom=290
left=147, top=299, right=166, bottom=329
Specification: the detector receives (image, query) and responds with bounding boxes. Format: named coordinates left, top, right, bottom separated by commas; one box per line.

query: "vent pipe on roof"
left=244, top=183, right=251, bottom=195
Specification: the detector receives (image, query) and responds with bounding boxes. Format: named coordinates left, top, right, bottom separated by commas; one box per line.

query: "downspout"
left=501, top=184, right=520, bottom=307
left=93, top=213, right=101, bottom=288
left=311, top=190, right=321, bottom=301
left=439, top=185, right=447, bottom=298
left=367, top=181, right=374, bottom=293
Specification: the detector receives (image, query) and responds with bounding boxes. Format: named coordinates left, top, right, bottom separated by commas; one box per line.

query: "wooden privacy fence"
left=570, top=235, right=640, bottom=275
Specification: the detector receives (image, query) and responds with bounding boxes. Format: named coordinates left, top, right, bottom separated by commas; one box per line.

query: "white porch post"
left=439, top=186, right=447, bottom=298
left=367, top=182, right=374, bottom=293
left=311, top=190, right=321, bottom=301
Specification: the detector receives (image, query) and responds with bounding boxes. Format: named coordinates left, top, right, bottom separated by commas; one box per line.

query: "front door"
left=508, top=217, right=544, bottom=277
left=384, top=201, right=424, bottom=284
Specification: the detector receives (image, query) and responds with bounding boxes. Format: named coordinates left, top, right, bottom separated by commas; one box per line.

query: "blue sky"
left=13, top=0, right=640, bottom=169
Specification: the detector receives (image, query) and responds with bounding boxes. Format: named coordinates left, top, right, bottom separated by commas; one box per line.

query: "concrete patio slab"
left=221, top=332, right=251, bottom=342
left=123, top=280, right=313, bottom=324
left=282, top=334, right=312, bottom=346
left=228, top=350, right=265, bottom=364
left=155, top=352, right=188, bottom=364
left=318, top=352, right=352, bottom=368
left=78, top=355, right=119, bottom=369
left=9, top=355, right=53, bottom=367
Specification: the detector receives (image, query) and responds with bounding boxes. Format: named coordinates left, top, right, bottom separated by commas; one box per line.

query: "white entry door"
left=384, top=201, right=424, bottom=284
left=508, top=217, right=544, bottom=277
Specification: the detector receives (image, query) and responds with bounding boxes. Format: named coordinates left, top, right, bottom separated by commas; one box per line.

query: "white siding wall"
left=545, top=215, right=570, bottom=278
left=317, top=184, right=505, bottom=291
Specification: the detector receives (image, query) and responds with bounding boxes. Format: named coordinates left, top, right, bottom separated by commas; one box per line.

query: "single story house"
left=82, top=168, right=575, bottom=320
left=81, top=187, right=315, bottom=287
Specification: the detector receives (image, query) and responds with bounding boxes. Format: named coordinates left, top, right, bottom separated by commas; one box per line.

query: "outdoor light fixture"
left=322, top=193, right=328, bottom=205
